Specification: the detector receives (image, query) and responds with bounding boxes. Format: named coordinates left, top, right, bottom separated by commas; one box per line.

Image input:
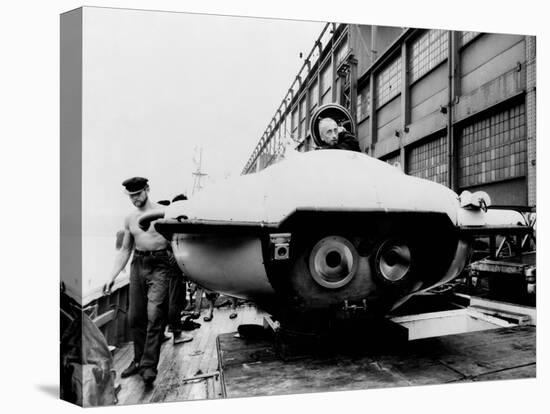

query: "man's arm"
left=104, top=217, right=134, bottom=293
left=138, top=208, right=166, bottom=231
left=337, top=130, right=361, bottom=153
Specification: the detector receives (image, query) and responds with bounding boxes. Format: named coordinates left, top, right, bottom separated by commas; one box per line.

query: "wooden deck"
left=219, top=325, right=536, bottom=398
left=112, top=303, right=264, bottom=405
left=112, top=303, right=536, bottom=405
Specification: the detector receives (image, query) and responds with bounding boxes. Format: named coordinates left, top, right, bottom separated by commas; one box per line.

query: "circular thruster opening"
left=374, top=240, right=412, bottom=283
left=325, top=250, right=342, bottom=268
left=309, top=236, right=359, bottom=289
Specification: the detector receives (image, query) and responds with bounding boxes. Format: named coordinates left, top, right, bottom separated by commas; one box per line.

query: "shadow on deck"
left=112, top=304, right=264, bottom=405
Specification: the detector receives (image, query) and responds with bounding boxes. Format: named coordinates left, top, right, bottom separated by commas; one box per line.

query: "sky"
left=80, top=7, right=325, bottom=294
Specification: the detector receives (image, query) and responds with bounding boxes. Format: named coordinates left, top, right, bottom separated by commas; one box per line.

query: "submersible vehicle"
left=148, top=105, right=529, bottom=326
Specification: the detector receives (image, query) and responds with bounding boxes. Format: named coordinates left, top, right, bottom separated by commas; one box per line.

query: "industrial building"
left=242, top=24, right=536, bottom=207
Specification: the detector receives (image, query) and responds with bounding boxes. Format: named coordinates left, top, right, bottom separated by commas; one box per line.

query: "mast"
left=192, top=147, right=207, bottom=195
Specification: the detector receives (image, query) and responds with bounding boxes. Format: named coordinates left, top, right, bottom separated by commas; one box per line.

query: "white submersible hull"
left=154, top=150, right=529, bottom=321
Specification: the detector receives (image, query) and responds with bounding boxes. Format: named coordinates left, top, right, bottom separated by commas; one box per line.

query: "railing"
left=241, top=22, right=343, bottom=174
left=83, top=283, right=131, bottom=347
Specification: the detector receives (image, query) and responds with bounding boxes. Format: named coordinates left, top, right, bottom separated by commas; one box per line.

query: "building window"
left=321, top=62, right=332, bottom=103
left=282, top=114, right=290, bottom=146
left=458, top=103, right=527, bottom=188
left=321, top=91, right=333, bottom=105
left=406, top=135, right=448, bottom=185
left=409, top=29, right=448, bottom=83
left=376, top=56, right=401, bottom=108
left=291, top=108, right=299, bottom=140
left=309, top=80, right=319, bottom=114
left=382, top=152, right=401, bottom=168
left=356, top=84, right=370, bottom=123
left=299, top=96, right=307, bottom=139
left=335, top=35, right=349, bottom=66
left=460, top=31, right=481, bottom=48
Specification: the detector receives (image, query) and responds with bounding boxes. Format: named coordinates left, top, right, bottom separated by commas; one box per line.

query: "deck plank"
left=180, top=311, right=217, bottom=401
left=220, top=325, right=536, bottom=398
left=112, top=303, right=263, bottom=405
left=161, top=316, right=210, bottom=402
left=184, top=304, right=251, bottom=400
left=110, top=306, right=535, bottom=405
left=426, top=325, right=536, bottom=378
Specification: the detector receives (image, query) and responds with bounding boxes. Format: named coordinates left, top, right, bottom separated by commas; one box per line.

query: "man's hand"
left=337, top=126, right=346, bottom=134
left=103, top=279, right=115, bottom=295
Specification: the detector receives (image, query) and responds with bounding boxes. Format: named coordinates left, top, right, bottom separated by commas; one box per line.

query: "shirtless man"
left=105, top=177, right=191, bottom=385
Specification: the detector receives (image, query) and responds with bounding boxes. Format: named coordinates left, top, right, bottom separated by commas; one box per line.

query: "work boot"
left=203, top=307, right=214, bottom=322
left=141, top=367, right=157, bottom=385
left=172, top=331, right=193, bottom=345
left=181, top=317, right=201, bottom=331
left=120, top=361, right=140, bottom=378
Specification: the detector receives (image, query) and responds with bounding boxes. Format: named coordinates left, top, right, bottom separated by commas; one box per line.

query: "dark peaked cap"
left=122, top=177, right=149, bottom=194
left=172, top=193, right=188, bottom=202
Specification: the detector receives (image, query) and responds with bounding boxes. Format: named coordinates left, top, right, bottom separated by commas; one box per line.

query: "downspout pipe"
left=447, top=31, right=455, bottom=191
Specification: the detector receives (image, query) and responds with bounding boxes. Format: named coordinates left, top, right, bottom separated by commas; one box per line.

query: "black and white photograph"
left=4, top=1, right=548, bottom=413
left=59, top=5, right=539, bottom=407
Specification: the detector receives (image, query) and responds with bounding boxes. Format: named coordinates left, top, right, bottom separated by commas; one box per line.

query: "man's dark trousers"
left=168, top=271, right=186, bottom=333
left=128, top=252, right=171, bottom=374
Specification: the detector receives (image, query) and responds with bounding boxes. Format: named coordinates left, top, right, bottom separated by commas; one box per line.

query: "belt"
left=134, top=248, right=170, bottom=257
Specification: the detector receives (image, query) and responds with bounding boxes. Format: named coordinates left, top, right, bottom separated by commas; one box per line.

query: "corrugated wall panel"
left=377, top=95, right=401, bottom=126
left=410, top=88, right=448, bottom=124
left=461, top=35, right=525, bottom=93
left=464, top=178, right=527, bottom=206
left=410, top=62, right=447, bottom=105
left=357, top=117, right=370, bottom=152
left=377, top=115, right=402, bottom=142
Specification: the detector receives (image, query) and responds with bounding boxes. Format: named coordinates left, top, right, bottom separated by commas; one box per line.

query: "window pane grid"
left=376, top=56, right=402, bottom=108
left=299, top=98, right=307, bottom=138
left=291, top=108, right=298, bottom=139
left=458, top=103, right=527, bottom=188
left=406, top=135, right=448, bottom=185
left=309, top=81, right=319, bottom=114
left=356, top=85, right=370, bottom=122
left=321, top=63, right=333, bottom=94
left=321, top=90, right=332, bottom=105
left=382, top=152, right=401, bottom=167
left=336, top=36, right=349, bottom=66
left=461, top=31, right=481, bottom=47
left=410, top=29, right=448, bottom=83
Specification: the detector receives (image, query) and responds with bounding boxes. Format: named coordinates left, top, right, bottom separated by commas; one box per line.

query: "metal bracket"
left=342, top=299, right=368, bottom=312
left=263, top=315, right=281, bottom=333
left=269, top=233, right=291, bottom=261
